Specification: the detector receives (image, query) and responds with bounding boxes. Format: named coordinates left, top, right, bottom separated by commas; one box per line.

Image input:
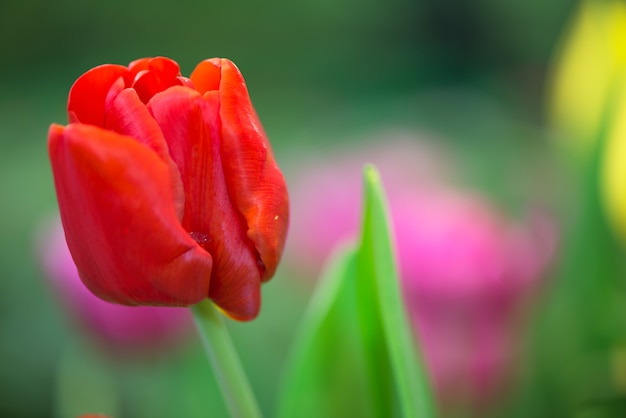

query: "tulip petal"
left=48, top=123, right=213, bottom=306
left=216, top=59, right=289, bottom=281
left=189, top=58, right=221, bottom=94
left=127, top=57, right=152, bottom=79
left=148, top=86, right=262, bottom=320
left=105, top=88, right=185, bottom=219
left=130, top=57, right=184, bottom=104
left=68, top=64, right=128, bottom=126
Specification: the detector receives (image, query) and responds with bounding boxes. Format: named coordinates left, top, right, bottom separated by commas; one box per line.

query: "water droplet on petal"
left=189, top=231, right=210, bottom=244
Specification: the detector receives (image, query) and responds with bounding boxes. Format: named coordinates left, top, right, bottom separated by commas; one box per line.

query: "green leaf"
left=357, top=165, right=436, bottom=418
left=276, top=242, right=373, bottom=418
left=277, top=165, right=435, bottom=418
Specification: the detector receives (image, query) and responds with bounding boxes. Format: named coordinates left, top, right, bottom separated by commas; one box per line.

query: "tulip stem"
left=191, top=300, right=262, bottom=418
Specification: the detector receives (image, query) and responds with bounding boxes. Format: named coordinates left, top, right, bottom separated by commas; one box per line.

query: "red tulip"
left=48, top=57, right=289, bottom=321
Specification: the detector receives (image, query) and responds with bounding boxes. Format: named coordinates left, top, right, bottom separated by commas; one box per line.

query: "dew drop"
left=189, top=231, right=210, bottom=244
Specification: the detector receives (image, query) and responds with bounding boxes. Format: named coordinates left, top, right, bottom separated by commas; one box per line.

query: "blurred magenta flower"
left=38, top=218, right=193, bottom=354
left=286, top=132, right=454, bottom=274
left=394, top=189, right=555, bottom=410
left=287, top=137, right=556, bottom=410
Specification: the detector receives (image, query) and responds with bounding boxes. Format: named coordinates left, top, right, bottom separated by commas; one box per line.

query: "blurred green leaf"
left=278, top=165, right=435, bottom=418
left=519, top=65, right=626, bottom=418
left=276, top=242, right=371, bottom=418
left=357, top=165, right=436, bottom=418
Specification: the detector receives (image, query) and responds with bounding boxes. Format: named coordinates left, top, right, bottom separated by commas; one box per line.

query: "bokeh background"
left=4, top=0, right=624, bottom=417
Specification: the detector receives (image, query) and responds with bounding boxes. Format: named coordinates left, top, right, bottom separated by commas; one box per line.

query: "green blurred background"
left=0, top=0, right=581, bottom=417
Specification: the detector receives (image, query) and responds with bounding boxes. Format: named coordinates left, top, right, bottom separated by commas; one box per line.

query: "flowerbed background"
left=1, top=0, right=614, bottom=417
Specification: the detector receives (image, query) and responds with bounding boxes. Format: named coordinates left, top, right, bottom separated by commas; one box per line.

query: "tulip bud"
left=48, top=57, right=289, bottom=321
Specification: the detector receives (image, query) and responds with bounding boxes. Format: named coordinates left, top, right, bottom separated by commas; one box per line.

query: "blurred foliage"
left=278, top=168, right=435, bottom=418
left=0, top=0, right=588, bottom=417
left=0, top=0, right=573, bottom=126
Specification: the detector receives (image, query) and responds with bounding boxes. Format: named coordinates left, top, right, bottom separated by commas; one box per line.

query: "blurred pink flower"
left=287, top=136, right=556, bottom=411
left=286, top=132, right=455, bottom=273
left=394, top=189, right=555, bottom=411
left=37, top=218, right=193, bottom=355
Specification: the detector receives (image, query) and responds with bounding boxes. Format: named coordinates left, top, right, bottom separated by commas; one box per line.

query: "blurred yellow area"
left=549, top=0, right=626, bottom=159
left=602, top=79, right=626, bottom=246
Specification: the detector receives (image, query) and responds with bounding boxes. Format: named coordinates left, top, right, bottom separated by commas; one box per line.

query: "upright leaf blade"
left=278, top=165, right=436, bottom=418
left=277, top=243, right=372, bottom=418
left=357, top=165, right=436, bottom=418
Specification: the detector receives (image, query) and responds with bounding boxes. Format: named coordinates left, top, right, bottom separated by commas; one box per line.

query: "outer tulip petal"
left=105, top=88, right=185, bottom=219
left=148, top=86, right=261, bottom=320
left=216, top=59, right=289, bottom=281
left=68, top=64, right=128, bottom=126
left=48, top=123, right=213, bottom=306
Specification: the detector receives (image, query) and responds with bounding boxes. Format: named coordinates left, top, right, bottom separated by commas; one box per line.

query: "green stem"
left=191, top=300, right=262, bottom=418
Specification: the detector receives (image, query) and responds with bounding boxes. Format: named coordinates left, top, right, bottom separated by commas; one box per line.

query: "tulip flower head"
left=48, top=57, right=289, bottom=321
